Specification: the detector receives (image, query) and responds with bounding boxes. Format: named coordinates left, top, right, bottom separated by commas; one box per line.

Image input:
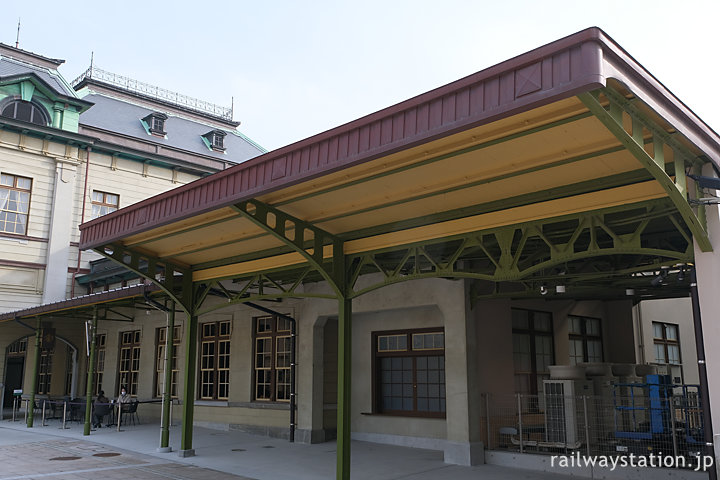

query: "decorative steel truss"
left=345, top=198, right=692, bottom=298
left=95, top=243, right=195, bottom=313
left=578, top=87, right=710, bottom=251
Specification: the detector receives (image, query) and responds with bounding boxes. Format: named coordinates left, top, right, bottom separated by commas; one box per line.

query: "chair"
left=92, top=402, right=111, bottom=427
left=121, top=401, right=139, bottom=425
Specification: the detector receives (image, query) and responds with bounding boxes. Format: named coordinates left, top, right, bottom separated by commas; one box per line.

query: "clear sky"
left=2, top=1, right=718, bottom=153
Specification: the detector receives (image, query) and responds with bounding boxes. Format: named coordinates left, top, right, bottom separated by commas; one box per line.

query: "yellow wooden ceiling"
left=119, top=96, right=670, bottom=281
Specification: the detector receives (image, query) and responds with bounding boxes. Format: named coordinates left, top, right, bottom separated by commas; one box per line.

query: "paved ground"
left=0, top=414, right=629, bottom=480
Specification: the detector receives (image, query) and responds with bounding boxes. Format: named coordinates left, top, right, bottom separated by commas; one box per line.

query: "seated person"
left=92, top=391, right=111, bottom=428
left=117, top=386, right=131, bottom=404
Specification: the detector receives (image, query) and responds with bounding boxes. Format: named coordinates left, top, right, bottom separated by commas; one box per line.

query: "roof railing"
left=72, top=65, right=233, bottom=121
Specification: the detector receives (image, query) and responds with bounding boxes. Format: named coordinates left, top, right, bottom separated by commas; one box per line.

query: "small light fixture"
left=539, top=284, right=548, bottom=295
left=555, top=285, right=566, bottom=294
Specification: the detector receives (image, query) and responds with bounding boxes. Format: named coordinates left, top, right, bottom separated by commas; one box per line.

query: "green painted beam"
left=578, top=90, right=711, bottom=252
left=180, top=313, right=198, bottom=454
left=160, top=301, right=176, bottom=450
left=83, top=307, right=98, bottom=436
left=232, top=199, right=344, bottom=296
left=336, top=295, right=352, bottom=480
left=92, top=244, right=192, bottom=312
left=179, top=271, right=197, bottom=455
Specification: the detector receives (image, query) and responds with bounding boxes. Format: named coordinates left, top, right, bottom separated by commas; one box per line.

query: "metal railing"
left=482, top=391, right=705, bottom=469
left=71, top=66, right=234, bottom=121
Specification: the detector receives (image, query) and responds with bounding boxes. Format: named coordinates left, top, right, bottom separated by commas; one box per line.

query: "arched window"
left=1, top=100, right=49, bottom=126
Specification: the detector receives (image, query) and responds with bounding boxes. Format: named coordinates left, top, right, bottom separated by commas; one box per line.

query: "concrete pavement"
left=0, top=415, right=652, bottom=479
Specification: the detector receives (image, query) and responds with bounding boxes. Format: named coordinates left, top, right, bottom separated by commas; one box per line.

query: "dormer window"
left=202, top=130, right=227, bottom=152
left=142, top=112, right=168, bottom=136
left=1, top=100, right=49, bottom=126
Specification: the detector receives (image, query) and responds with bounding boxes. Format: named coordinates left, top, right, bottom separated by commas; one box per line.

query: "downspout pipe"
left=689, top=267, right=717, bottom=480
left=243, top=300, right=297, bottom=443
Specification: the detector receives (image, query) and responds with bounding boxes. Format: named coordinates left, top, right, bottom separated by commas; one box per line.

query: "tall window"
left=653, top=322, right=681, bottom=365
left=200, top=321, right=231, bottom=400
left=36, top=349, right=53, bottom=395
left=118, top=330, right=141, bottom=396
left=1, top=100, right=48, bottom=126
left=156, top=325, right=182, bottom=398
left=91, top=191, right=119, bottom=219
left=512, top=309, right=554, bottom=396
left=64, top=345, right=73, bottom=396
left=94, top=334, right=106, bottom=395
left=373, top=328, right=445, bottom=417
left=0, top=173, right=32, bottom=235
left=568, top=316, right=603, bottom=365
left=254, top=316, right=292, bottom=402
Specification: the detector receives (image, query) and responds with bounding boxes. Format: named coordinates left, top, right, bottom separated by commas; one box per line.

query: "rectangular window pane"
left=375, top=329, right=445, bottom=416
left=511, top=309, right=529, bottom=330
left=377, top=334, right=407, bottom=352
left=201, top=321, right=231, bottom=400
left=118, top=330, right=140, bottom=397
left=0, top=174, right=31, bottom=235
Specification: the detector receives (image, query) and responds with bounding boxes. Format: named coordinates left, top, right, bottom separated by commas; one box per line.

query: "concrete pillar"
left=440, top=279, right=484, bottom=465
left=692, top=165, right=720, bottom=475
left=296, top=301, right=332, bottom=444
left=42, top=159, right=78, bottom=303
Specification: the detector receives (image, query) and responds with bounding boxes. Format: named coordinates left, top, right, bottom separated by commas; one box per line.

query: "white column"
left=42, top=159, right=78, bottom=303
left=441, top=279, right=484, bottom=465
left=692, top=167, right=720, bottom=473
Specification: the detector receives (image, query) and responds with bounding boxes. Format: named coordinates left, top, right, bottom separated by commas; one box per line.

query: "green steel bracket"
left=195, top=271, right=336, bottom=316
left=578, top=89, right=711, bottom=252
left=92, top=243, right=194, bottom=314
left=232, top=199, right=346, bottom=296
left=347, top=199, right=692, bottom=298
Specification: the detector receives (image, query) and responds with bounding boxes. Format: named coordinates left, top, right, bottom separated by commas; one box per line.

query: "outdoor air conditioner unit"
left=543, top=379, right=592, bottom=447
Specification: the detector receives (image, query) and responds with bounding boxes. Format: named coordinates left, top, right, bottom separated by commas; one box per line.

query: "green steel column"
left=336, top=296, right=352, bottom=480
left=160, top=301, right=176, bottom=450
left=83, top=307, right=98, bottom=436
left=180, top=313, right=198, bottom=455
left=26, top=318, right=41, bottom=428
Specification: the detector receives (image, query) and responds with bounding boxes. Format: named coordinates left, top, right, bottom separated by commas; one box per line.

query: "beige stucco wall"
left=634, top=297, right=699, bottom=385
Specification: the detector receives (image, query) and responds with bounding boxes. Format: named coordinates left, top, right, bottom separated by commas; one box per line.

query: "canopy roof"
left=76, top=27, right=720, bottom=301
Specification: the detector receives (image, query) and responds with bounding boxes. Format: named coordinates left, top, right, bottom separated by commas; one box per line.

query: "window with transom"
left=94, top=334, right=106, bottom=395
left=653, top=322, right=681, bottom=365
left=200, top=321, right=231, bottom=400
left=0, top=173, right=32, bottom=235
left=253, top=316, right=292, bottom=402
left=118, top=330, right=141, bottom=396
left=512, top=308, right=555, bottom=396
left=373, top=328, right=446, bottom=417
left=36, top=348, right=53, bottom=395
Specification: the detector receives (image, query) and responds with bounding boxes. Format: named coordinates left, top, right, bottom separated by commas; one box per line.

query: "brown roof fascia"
left=0, top=43, right=64, bottom=68
left=0, top=283, right=160, bottom=322
left=78, top=27, right=719, bottom=251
